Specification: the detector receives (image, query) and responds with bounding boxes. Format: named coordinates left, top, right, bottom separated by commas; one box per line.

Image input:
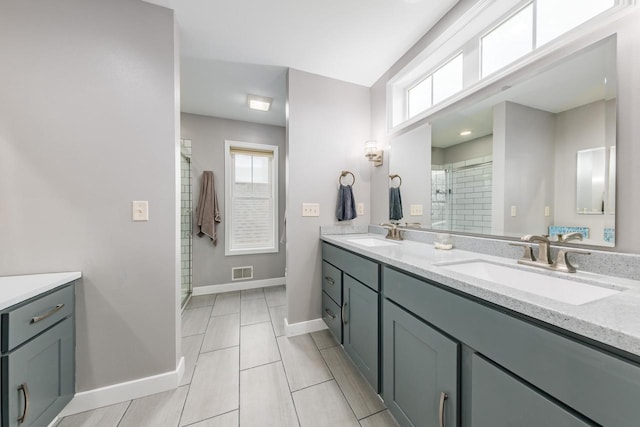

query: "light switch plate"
left=410, top=204, right=423, bottom=216
left=132, top=201, right=149, bottom=221
left=511, top=205, right=517, bottom=217
left=544, top=206, right=550, bottom=217
left=357, top=203, right=365, bottom=215
left=302, top=203, right=320, bottom=217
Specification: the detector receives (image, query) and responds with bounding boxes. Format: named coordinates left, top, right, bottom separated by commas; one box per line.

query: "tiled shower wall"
left=432, top=156, right=492, bottom=234
left=180, top=139, right=192, bottom=305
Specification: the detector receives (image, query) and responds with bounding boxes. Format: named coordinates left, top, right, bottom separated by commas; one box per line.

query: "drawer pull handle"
left=342, top=302, right=348, bottom=325
left=438, top=391, right=448, bottom=427
left=31, top=303, right=65, bottom=324
left=324, top=276, right=335, bottom=286
left=18, top=383, right=29, bottom=424
left=324, top=308, right=336, bottom=319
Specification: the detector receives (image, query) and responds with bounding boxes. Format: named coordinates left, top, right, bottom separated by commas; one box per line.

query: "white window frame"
left=224, top=140, right=279, bottom=256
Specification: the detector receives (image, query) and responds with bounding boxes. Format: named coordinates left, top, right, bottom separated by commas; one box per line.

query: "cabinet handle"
left=324, top=308, right=336, bottom=319
left=438, top=391, right=448, bottom=427
left=31, top=303, right=64, bottom=324
left=324, top=276, right=335, bottom=286
left=18, top=383, right=29, bottom=424
left=342, top=302, right=348, bottom=325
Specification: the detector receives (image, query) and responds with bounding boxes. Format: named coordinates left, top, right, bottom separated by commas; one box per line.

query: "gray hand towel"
left=336, top=184, right=357, bottom=221
left=195, top=171, right=221, bottom=245
left=389, top=187, right=403, bottom=221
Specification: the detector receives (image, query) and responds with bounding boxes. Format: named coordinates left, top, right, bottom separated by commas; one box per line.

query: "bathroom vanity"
left=0, top=272, right=79, bottom=427
left=321, top=234, right=640, bottom=427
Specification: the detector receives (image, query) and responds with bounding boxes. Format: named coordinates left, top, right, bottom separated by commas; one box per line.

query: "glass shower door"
left=180, top=139, right=193, bottom=308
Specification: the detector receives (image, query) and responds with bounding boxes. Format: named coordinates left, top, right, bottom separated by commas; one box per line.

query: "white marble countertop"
left=321, top=233, right=640, bottom=358
left=0, top=272, right=81, bottom=311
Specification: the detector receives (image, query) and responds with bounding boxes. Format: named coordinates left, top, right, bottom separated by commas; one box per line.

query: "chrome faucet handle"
left=554, top=249, right=591, bottom=273
left=509, top=243, right=536, bottom=262
left=521, top=234, right=550, bottom=243
left=557, top=232, right=584, bottom=243
left=380, top=223, right=403, bottom=240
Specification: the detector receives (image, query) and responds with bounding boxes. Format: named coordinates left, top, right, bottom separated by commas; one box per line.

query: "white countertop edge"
left=0, top=272, right=81, bottom=311
left=321, top=233, right=640, bottom=358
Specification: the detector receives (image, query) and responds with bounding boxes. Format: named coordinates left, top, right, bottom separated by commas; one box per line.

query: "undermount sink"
left=346, top=237, right=400, bottom=248
left=438, top=260, right=621, bottom=305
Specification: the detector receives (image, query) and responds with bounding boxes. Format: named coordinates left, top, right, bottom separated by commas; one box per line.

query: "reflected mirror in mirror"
left=390, top=35, right=616, bottom=247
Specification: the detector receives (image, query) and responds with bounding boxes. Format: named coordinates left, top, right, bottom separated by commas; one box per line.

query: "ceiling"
left=144, top=0, right=460, bottom=126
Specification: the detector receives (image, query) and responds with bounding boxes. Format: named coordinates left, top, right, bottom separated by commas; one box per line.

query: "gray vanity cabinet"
left=383, top=298, right=458, bottom=427
left=1, top=283, right=75, bottom=427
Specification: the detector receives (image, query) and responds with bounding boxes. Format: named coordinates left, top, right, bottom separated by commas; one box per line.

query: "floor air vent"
left=232, top=266, right=253, bottom=281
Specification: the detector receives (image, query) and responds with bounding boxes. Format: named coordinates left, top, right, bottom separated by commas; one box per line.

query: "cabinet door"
left=471, top=354, right=596, bottom=427
left=322, top=292, right=342, bottom=343
left=383, top=299, right=458, bottom=427
left=343, top=275, right=379, bottom=391
left=2, top=317, right=74, bottom=427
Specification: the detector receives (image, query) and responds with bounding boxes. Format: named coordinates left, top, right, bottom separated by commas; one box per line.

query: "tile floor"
left=56, top=286, right=400, bottom=427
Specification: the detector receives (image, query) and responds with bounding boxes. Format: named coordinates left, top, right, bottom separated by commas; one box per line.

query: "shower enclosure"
left=180, top=139, right=193, bottom=307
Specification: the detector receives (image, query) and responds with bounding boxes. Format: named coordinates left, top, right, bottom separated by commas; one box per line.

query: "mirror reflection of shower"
left=180, top=139, right=193, bottom=307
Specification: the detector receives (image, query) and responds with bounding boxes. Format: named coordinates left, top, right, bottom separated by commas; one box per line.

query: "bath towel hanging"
left=336, top=171, right=357, bottom=221
left=389, top=174, right=403, bottom=221
left=195, top=170, right=221, bottom=245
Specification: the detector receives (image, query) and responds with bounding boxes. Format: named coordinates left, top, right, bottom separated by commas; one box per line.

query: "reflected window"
left=408, top=53, right=462, bottom=118
left=537, top=0, right=614, bottom=46
left=408, top=76, right=432, bottom=119
left=481, top=4, right=533, bottom=78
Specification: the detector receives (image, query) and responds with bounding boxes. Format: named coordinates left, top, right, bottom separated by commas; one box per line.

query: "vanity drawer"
left=2, top=284, right=74, bottom=352
left=383, top=266, right=640, bottom=427
left=322, top=243, right=379, bottom=291
left=322, top=291, right=342, bottom=343
left=322, top=261, right=342, bottom=304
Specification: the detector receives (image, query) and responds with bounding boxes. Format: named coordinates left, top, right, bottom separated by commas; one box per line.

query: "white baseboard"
left=56, top=356, right=185, bottom=419
left=192, top=277, right=285, bottom=295
left=284, top=317, right=327, bottom=337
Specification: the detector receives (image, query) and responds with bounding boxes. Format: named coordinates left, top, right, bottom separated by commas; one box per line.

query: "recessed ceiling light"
left=459, top=130, right=472, bottom=136
left=247, top=95, right=272, bottom=112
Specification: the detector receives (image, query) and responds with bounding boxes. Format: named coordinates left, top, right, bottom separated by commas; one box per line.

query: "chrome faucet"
left=380, top=223, right=403, bottom=241
left=511, top=233, right=590, bottom=273
left=521, top=234, right=553, bottom=265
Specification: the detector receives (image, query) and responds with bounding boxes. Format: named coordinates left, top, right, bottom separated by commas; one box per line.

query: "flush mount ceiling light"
left=247, top=94, right=272, bottom=112
left=459, top=130, right=472, bottom=136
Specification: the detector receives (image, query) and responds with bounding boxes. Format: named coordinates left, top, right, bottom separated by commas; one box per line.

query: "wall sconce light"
left=365, top=140, right=383, bottom=167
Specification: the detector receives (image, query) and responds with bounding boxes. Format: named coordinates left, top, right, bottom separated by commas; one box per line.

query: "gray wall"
left=287, top=69, right=371, bottom=324
left=0, top=0, right=179, bottom=392
left=370, top=2, right=640, bottom=254
left=181, top=113, right=286, bottom=287
left=442, top=135, right=493, bottom=164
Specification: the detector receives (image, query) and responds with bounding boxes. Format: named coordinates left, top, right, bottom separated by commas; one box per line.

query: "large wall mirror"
left=389, top=35, right=616, bottom=247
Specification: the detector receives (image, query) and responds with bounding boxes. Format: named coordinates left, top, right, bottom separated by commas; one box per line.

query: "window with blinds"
left=225, top=141, right=279, bottom=256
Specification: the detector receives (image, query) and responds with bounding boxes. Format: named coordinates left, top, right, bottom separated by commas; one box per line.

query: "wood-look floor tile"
left=180, top=347, right=239, bottom=426
left=211, top=292, right=240, bottom=316
left=240, top=362, right=299, bottom=427
left=180, top=334, right=204, bottom=386
left=240, top=288, right=265, bottom=301
left=293, top=380, right=360, bottom=427
left=240, top=298, right=270, bottom=326
left=269, top=305, right=287, bottom=337
left=182, top=306, right=213, bottom=337
left=188, top=410, right=238, bottom=427
left=310, top=329, right=339, bottom=350
left=201, top=313, right=240, bottom=353
left=57, top=402, right=130, bottom=427
left=321, top=346, right=385, bottom=419
left=186, top=294, right=216, bottom=309
left=119, top=386, right=188, bottom=427
left=240, top=322, right=280, bottom=370
left=359, top=410, right=400, bottom=427
left=277, top=334, right=333, bottom=391
left=264, top=285, right=286, bottom=307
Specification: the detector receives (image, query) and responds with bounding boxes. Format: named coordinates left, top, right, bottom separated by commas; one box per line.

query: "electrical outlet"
left=302, top=203, right=320, bottom=217
left=410, top=204, right=423, bottom=216
left=357, top=203, right=364, bottom=215
left=510, top=205, right=517, bottom=217
left=544, top=206, right=550, bottom=217
left=132, top=201, right=149, bottom=221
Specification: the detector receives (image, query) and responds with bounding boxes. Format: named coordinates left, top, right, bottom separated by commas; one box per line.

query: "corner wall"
left=0, top=0, right=179, bottom=392
left=286, top=69, right=371, bottom=324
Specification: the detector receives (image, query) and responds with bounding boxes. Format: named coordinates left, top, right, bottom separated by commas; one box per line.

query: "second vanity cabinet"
left=322, top=243, right=380, bottom=390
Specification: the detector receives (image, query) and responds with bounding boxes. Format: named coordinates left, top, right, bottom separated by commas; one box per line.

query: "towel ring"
left=389, top=174, right=402, bottom=188
left=339, top=171, right=355, bottom=186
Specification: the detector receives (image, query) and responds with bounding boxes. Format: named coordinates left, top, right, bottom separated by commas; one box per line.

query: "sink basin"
left=438, top=261, right=620, bottom=305
left=346, top=238, right=399, bottom=248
